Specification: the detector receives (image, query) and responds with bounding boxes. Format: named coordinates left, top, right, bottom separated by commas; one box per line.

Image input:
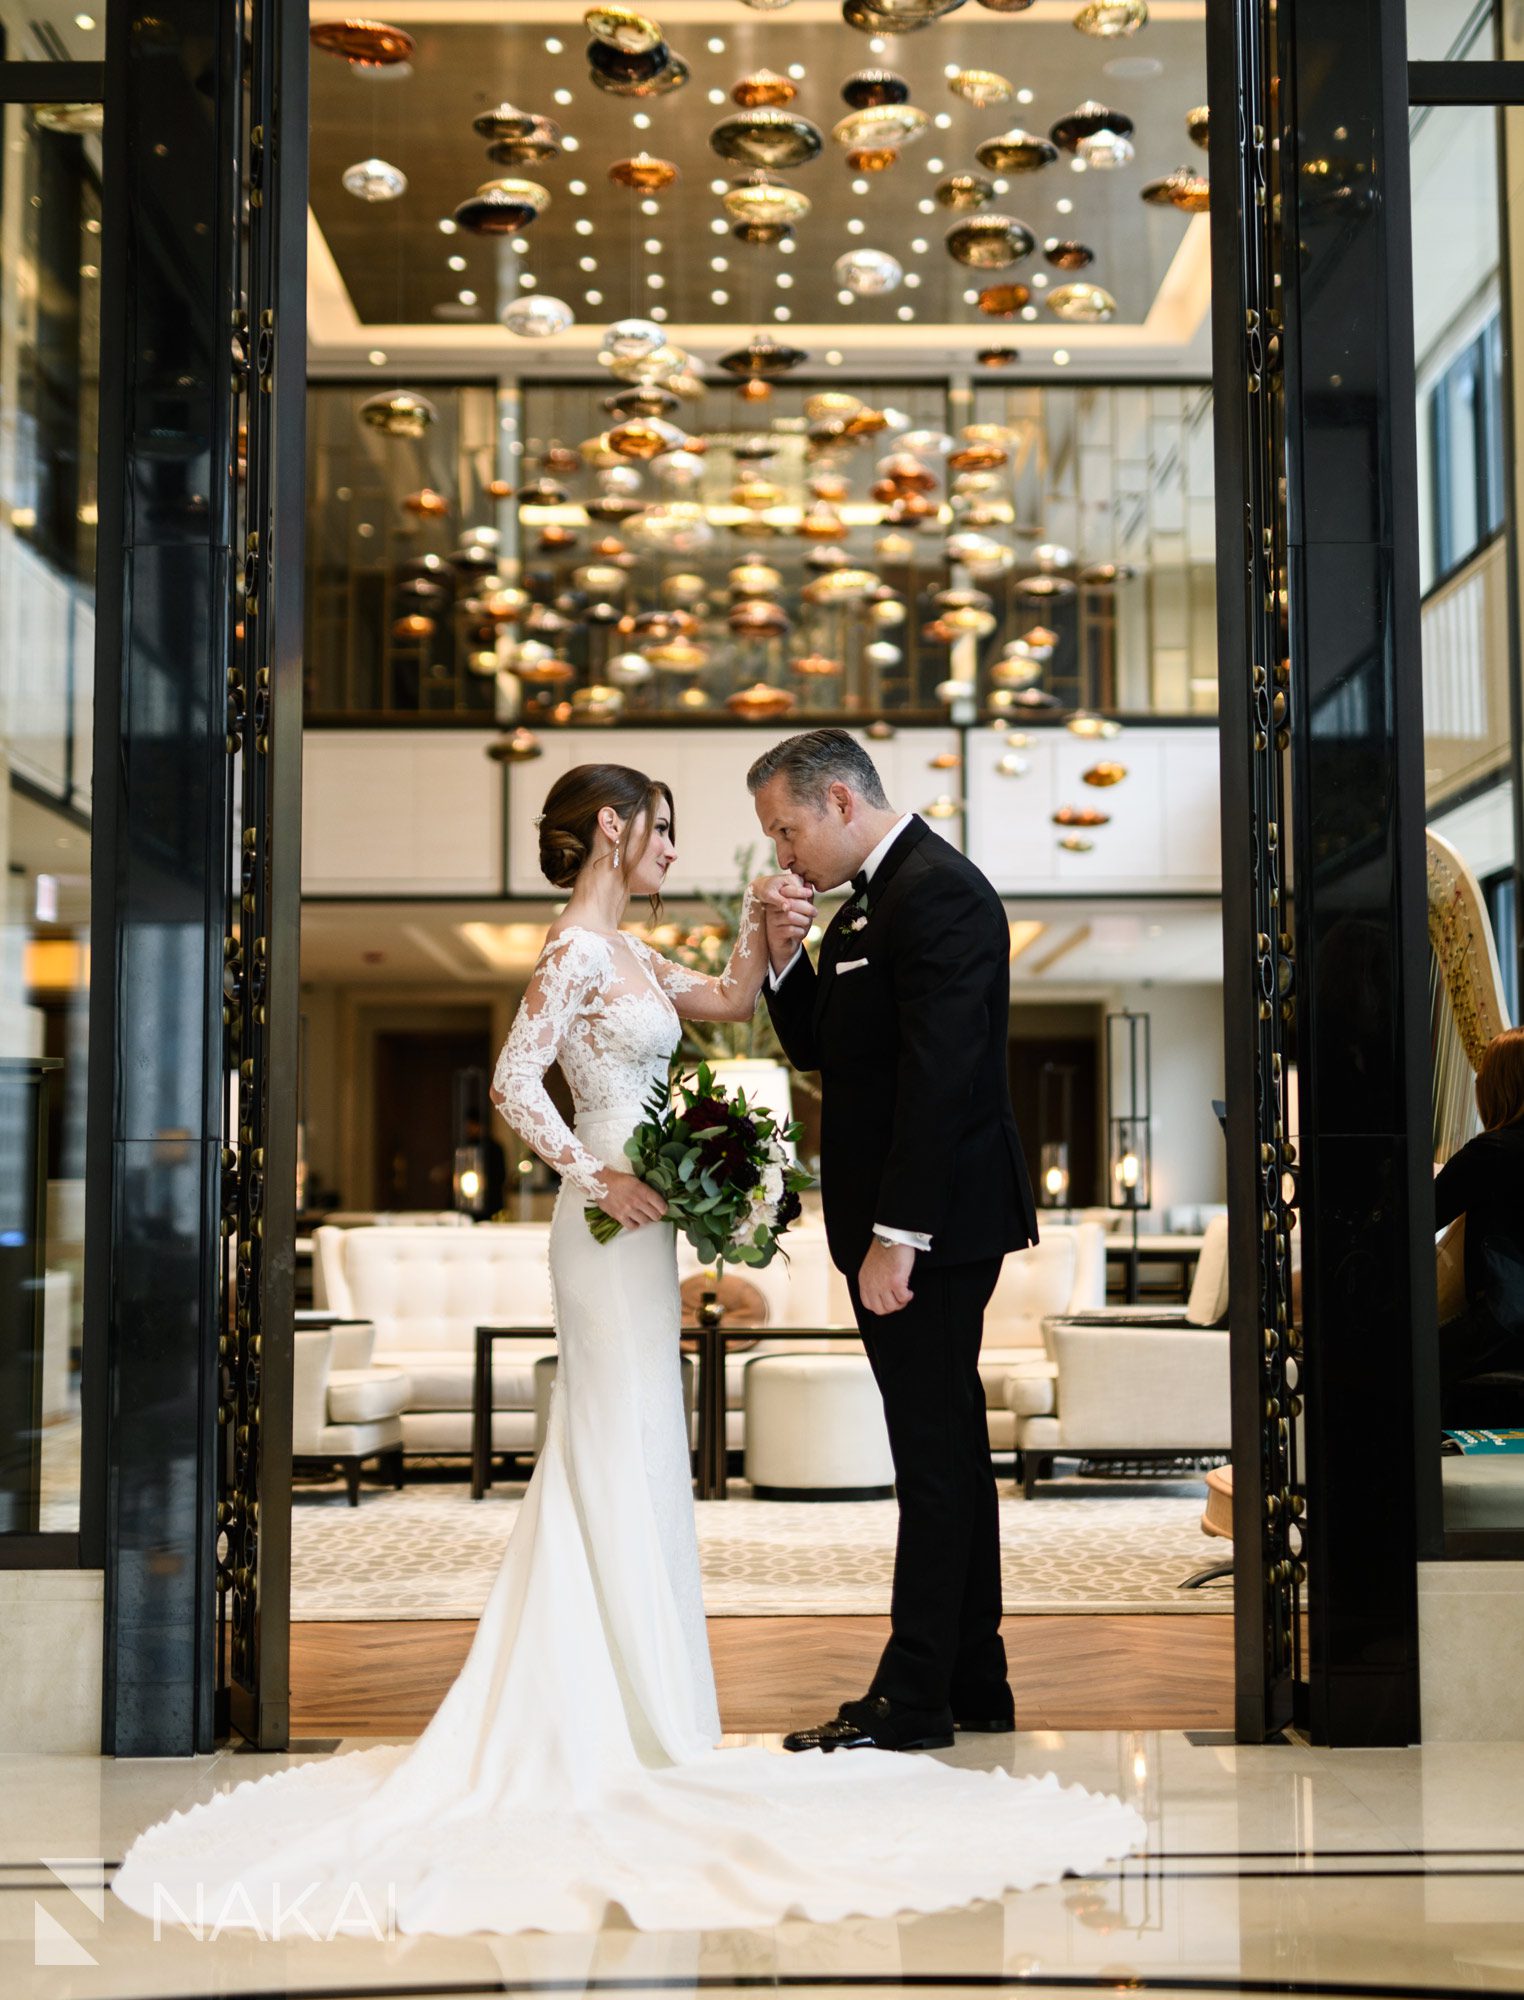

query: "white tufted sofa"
left=312, top=1217, right=1104, bottom=1464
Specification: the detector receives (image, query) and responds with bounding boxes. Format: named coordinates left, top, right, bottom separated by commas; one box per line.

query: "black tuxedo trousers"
left=764, top=818, right=1038, bottom=1716
left=849, top=1256, right=1008, bottom=1715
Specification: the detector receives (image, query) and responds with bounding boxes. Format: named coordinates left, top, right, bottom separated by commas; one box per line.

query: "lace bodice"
left=490, top=929, right=674, bottom=1201
left=491, top=890, right=764, bottom=1203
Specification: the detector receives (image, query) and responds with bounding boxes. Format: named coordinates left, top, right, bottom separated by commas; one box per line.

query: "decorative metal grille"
left=1208, top=0, right=1304, bottom=1737
left=214, top=0, right=302, bottom=1749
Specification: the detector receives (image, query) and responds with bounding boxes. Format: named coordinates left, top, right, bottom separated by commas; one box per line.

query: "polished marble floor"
left=8, top=1730, right=1524, bottom=2000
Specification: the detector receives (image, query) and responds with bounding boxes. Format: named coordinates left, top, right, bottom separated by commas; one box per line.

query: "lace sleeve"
left=491, top=931, right=612, bottom=1201
left=638, top=885, right=766, bottom=1023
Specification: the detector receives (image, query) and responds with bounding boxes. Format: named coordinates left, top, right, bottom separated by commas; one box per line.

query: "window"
left=1429, top=314, right=1506, bottom=579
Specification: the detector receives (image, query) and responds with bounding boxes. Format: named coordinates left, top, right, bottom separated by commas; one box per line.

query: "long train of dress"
left=111, top=942, right=1146, bottom=1937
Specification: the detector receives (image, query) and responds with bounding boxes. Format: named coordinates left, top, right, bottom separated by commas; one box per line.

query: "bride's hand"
left=752, top=871, right=814, bottom=950
left=596, top=1169, right=669, bottom=1232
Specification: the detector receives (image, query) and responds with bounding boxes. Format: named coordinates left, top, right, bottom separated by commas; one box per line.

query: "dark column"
left=1284, top=0, right=1433, bottom=1745
left=94, top=2, right=239, bottom=1756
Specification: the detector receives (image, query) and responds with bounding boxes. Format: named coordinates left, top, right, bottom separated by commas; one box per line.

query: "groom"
left=749, top=729, right=1038, bottom=1753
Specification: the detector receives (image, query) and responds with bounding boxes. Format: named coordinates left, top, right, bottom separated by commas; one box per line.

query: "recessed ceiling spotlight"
left=788, top=63, right=805, bottom=79
left=641, top=198, right=659, bottom=215
left=368, top=348, right=386, bottom=365
left=570, top=180, right=587, bottom=195
left=580, top=255, right=597, bottom=271
left=650, top=303, right=667, bottom=319
left=1071, top=156, right=1088, bottom=173
left=710, top=178, right=728, bottom=195
left=904, top=272, right=921, bottom=288
left=711, top=217, right=728, bottom=233
left=587, top=288, right=603, bottom=303
left=897, top=305, right=914, bottom=320
left=520, top=272, right=537, bottom=288
left=777, top=271, right=793, bottom=287
left=926, top=157, right=944, bottom=172
left=775, top=304, right=792, bottom=319
left=708, top=35, right=726, bottom=52
left=449, top=253, right=467, bottom=271
left=553, top=88, right=572, bottom=105
left=1017, top=87, right=1034, bottom=105
left=645, top=237, right=662, bottom=253
left=934, top=113, right=952, bottom=130
left=545, top=35, right=562, bottom=52
left=1056, top=196, right=1074, bottom=214
left=648, top=272, right=665, bottom=288
left=1021, top=305, right=1038, bottom=319
left=1032, top=272, right=1048, bottom=288
left=1104, top=53, right=1165, bottom=80
left=911, top=237, right=927, bottom=252
left=918, top=198, right=935, bottom=214
left=837, top=288, right=855, bottom=305
left=459, top=288, right=477, bottom=305
left=74, top=10, right=94, bottom=25
left=944, top=62, right=960, bottom=78
left=846, top=217, right=865, bottom=234
left=709, top=88, right=725, bottom=104
left=826, top=349, right=843, bottom=364
left=633, top=112, right=651, bottom=130
left=712, top=255, right=729, bottom=271
left=870, top=37, right=887, bottom=54
left=993, top=179, right=1009, bottom=194
left=512, top=236, right=529, bottom=253
left=577, top=219, right=595, bottom=237
left=853, top=177, right=870, bottom=194
left=712, top=289, right=729, bottom=304
left=780, top=236, right=795, bottom=253
left=438, top=217, right=458, bottom=234
left=1053, top=348, right=1071, bottom=365
left=963, top=288, right=978, bottom=304
left=563, top=135, right=579, bottom=152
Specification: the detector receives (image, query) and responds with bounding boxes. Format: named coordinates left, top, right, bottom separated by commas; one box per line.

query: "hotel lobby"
left=6, top=0, right=1524, bottom=1990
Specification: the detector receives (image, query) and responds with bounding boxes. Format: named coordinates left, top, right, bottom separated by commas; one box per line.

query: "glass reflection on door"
left=0, top=101, right=101, bottom=1536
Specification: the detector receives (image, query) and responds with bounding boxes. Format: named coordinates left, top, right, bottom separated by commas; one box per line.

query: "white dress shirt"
left=769, top=812, right=932, bottom=1255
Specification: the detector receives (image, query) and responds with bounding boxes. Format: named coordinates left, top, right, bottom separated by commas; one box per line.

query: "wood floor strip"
left=290, top=1614, right=1235, bottom=1737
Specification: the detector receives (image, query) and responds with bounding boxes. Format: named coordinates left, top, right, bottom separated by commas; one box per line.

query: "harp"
left=1427, top=827, right=1513, bottom=1166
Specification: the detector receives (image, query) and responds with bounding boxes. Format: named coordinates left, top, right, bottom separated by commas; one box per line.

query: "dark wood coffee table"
left=473, top=1321, right=864, bottom=1501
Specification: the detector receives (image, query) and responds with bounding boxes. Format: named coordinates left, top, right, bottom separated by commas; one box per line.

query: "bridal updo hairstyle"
left=537, top=762, right=675, bottom=917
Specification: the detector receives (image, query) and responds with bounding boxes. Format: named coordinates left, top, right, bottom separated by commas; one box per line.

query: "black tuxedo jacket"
left=766, top=817, right=1038, bottom=1275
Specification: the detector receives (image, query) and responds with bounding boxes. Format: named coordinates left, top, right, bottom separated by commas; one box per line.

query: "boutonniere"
left=844, top=890, right=871, bottom=934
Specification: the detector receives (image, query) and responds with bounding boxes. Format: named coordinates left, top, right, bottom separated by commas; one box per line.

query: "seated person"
left=1435, top=1026, right=1524, bottom=1428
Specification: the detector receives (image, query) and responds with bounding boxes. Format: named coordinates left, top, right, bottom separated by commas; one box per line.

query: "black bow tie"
left=850, top=869, right=868, bottom=899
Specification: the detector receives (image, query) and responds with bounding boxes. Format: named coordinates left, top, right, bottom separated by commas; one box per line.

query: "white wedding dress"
left=111, top=918, right=1145, bottom=1938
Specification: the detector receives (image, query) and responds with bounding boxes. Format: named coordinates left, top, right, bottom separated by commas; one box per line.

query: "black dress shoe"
left=954, top=1713, right=1016, bottom=1733
left=951, top=1683, right=1016, bottom=1733
left=783, top=1694, right=955, bottom=1754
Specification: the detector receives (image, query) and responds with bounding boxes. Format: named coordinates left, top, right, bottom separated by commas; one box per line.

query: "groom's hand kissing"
left=757, top=871, right=814, bottom=973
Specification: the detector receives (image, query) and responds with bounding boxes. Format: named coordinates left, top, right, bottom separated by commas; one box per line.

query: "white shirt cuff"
left=767, top=945, right=803, bottom=991
left=874, top=1223, right=932, bottom=1252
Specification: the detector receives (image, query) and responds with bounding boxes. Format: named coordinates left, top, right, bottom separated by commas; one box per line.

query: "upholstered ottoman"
left=742, top=1353, right=895, bottom=1501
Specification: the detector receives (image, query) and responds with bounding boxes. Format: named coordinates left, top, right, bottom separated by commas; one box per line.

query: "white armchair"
left=979, top=1223, right=1107, bottom=1452
left=1010, top=1213, right=1232, bottom=1495
left=292, top=1322, right=411, bottom=1504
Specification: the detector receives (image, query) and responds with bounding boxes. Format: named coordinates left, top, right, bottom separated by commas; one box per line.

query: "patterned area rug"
left=290, top=1482, right=1229, bottom=1619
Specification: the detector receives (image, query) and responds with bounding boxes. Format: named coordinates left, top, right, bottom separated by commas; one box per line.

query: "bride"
left=111, top=761, right=1144, bottom=1939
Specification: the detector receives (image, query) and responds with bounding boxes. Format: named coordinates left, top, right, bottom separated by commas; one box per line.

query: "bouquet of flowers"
left=585, top=1062, right=813, bottom=1268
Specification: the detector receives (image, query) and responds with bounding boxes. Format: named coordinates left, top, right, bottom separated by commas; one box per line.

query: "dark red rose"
left=776, top=1188, right=802, bottom=1229
left=682, top=1095, right=729, bottom=1131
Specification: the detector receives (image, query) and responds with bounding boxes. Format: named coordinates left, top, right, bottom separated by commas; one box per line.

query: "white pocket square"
left=836, top=956, right=870, bottom=973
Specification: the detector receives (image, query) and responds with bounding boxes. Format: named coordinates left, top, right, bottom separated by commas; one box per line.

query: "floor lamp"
left=1037, top=1060, right=1076, bottom=1212
left=1106, top=1010, right=1152, bottom=1302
